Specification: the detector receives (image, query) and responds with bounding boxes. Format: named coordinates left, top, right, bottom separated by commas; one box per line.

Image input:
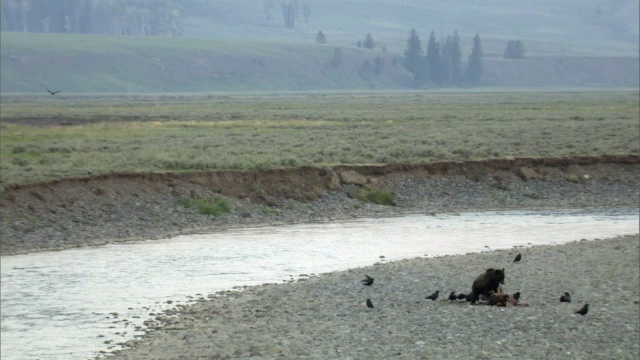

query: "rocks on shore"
left=1, top=160, right=639, bottom=256
left=104, top=234, right=640, bottom=360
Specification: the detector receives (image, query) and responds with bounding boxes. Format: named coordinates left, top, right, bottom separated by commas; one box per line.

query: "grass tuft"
left=349, top=188, right=396, bottom=206
left=178, top=196, right=231, bottom=216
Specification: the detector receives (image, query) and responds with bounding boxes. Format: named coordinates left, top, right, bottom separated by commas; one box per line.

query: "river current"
left=1, top=208, right=639, bottom=359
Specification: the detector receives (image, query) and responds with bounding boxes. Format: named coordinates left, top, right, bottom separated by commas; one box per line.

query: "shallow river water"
left=1, top=208, right=639, bottom=360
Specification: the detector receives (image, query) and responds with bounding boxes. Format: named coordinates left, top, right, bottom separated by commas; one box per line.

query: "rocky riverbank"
left=104, top=234, right=640, bottom=359
left=1, top=156, right=639, bottom=256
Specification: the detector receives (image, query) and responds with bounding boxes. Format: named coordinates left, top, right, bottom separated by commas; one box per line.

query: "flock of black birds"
left=362, top=252, right=590, bottom=316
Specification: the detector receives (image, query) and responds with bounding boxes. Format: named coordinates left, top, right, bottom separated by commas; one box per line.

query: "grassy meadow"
left=0, top=90, right=638, bottom=190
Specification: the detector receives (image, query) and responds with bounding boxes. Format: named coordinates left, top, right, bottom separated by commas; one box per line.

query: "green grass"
left=349, top=188, right=396, bottom=206
left=178, top=196, right=231, bottom=216
left=0, top=90, right=638, bottom=190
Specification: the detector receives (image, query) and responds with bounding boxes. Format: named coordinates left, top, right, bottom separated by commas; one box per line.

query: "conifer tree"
left=426, top=31, right=442, bottom=84
left=504, top=40, right=525, bottom=59
left=465, top=33, right=483, bottom=85
left=449, top=31, right=462, bottom=84
left=363, top=33, right=375, bottom=49
left=403, top=28, right=427, bottom=83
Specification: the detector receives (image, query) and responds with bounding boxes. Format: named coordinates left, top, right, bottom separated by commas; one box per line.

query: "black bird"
left=513, top=253, right=522, bottom=263
left=361, top=275, right=374, bottom=286
left=560, top=292, right=572, bottom=303
left=366, top=299, right=374, bottom=308
left=448, top=291, right=457, bottom=301
left=425, top=290, right=440, bottom=301
left=45, top=88, right=61, bottom=95
left=575, top=303, right=589, bottom=316
left=465, top=293, right=472, bottom=302
left=457, top=293, right=467, bottom=300
left=512, top=291, right=521, bottom=301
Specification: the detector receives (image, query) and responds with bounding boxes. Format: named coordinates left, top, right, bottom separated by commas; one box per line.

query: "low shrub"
left=348, top=187, right=396, bottom=206
left=179, top=196, right=231, bottom=216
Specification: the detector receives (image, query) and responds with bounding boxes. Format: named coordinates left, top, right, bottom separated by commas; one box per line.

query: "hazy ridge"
left=1, top=0, right=638, bottom=93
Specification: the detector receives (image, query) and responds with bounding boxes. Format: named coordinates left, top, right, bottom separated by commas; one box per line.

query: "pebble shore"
left=1, top=161, right=639, bottom=255
left=105, top=234, right=640, bottom=360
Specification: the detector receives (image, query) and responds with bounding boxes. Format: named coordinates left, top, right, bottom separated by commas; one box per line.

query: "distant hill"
left=181, top=0, right=640, bottom=57
left=1, top=32, right=637, bottom=94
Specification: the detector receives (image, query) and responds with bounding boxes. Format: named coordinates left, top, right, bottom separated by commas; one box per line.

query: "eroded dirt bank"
left=1, top=155, right=639, bottom=256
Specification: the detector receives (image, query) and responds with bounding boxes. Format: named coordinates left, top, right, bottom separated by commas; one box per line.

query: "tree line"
left=0, top=0, right=186, bottom=36
left=404, top=29, right=483, bottom=86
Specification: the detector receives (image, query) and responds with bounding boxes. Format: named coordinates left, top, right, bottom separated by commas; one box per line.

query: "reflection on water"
left=1, top=208, right=639, bottom=360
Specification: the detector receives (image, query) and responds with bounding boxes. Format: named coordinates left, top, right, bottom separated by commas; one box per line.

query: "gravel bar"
left=105, top=234, right=640, bottom=360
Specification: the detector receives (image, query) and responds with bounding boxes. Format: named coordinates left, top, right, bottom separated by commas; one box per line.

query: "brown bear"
left=470, top=268, right=505, bottom=304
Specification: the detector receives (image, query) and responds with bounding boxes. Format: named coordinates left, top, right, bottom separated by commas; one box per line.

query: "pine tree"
left=465, top=33, right=483, bottom=85
left=363, top=33, right=375, bottom=49
left=449, top=31, right=462, bottom=84
left=504, top=40, right=525, bottom=59
left=426, top=31, right=441, bottom=84
left=330, top=47, right=343, bottom=68
left=403, top=29, right=427, bottom=83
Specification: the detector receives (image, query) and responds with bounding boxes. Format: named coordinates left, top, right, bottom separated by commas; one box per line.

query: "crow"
left=513, top=253, right=522, bottom=263
left=575, top=303, right=589, bottom=316
left=361, top=275, right=374, bottom=286
left=448, top=291, right=457, bottom=301
left=45, top=89, right=61, bottom=95
left=512, top=291, right=521, bottom=301
left=465, top=293, right=472, bottom=302
left=560, top=292, right=571, bottom=303
left=425, top=290, right=440, bottom=301
left=457, top=293, right=467, bottom=300
left=366, top=299, right=374, bottom=308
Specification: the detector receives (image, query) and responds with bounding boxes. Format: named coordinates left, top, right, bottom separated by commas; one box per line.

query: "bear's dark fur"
left=470, top=268, right=505, bottom=304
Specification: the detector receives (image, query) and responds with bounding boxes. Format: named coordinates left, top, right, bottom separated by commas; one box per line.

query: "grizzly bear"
left=470, top=268, right=505, bottom=304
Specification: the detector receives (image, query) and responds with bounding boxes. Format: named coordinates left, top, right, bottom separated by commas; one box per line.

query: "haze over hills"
left=0, top=0, right=638, bottom=93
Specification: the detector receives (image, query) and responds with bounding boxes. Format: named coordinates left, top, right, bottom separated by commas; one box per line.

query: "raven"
left=425, top=290, right=440, bottom=301
left=366, top=299, right=374, bottom=308
left=560, top=292, right=571, bottom=303
left=575, top=303, right=589, bottom=316
left=45, top=89, right=61, bottom=95
left=513, top=253, right=522, bottom=263
left=361, top=275, right=374, bottom=286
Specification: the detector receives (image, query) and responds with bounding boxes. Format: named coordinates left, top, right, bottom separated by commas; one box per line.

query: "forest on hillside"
left=0, top=0, right=314, bottom=36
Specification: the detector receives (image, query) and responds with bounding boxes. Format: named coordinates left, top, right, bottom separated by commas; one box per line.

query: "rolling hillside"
left=1, top=32, right=638, bottom=93
left=2, top=0, right=638, bottom=93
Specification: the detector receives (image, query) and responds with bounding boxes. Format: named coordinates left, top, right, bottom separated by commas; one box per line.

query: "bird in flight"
left=560, top=292, right=571, bottom=303
left=425, top=290, right=440, bottom=301
left=45, top=89, right=61, bottom=95
left=361, top=275, right=374, bottom=286
left=575, top=303, right=589, bottom=316
left=513, top=253, right=522, bottom=263
left=366, top=299, right=374, bottom=308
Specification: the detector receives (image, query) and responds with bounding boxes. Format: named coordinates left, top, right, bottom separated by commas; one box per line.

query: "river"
left=1, top=207, right=638, bottom=360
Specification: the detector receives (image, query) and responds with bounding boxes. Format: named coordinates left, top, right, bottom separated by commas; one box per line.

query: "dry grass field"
left=1, top=90, right=638, bottom=190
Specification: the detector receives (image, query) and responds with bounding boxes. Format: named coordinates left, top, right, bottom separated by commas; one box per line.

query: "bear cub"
left=470, top=268, right=505, bottom=304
